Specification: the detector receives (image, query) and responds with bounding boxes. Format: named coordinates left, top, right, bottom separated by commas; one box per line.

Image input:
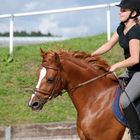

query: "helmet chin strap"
left=123, top=10, right=140, bottom=23
left=123, top=10, right=134, bottom=23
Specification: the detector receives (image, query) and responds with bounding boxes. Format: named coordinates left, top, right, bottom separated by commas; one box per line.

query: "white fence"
left=0, top=2, right=119, bottom=56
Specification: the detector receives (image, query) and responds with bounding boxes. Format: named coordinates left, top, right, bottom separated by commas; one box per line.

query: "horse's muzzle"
left=28, top=100, right=43, bottom=111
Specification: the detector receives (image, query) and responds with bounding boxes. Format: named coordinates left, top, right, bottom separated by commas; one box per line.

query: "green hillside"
left=0, top=34, right=123, bottom=125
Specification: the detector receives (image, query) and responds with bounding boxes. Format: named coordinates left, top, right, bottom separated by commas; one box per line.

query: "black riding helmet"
left=116, top=0, right=140, bottom=22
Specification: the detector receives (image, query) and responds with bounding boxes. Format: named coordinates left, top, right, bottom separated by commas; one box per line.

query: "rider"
left=91, top=0, right=140, bottom=139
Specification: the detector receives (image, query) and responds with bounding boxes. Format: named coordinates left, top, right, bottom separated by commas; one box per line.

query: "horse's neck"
left=61, top=59, right=95, bottom=90
left=61, top=59, right=117, bottom=112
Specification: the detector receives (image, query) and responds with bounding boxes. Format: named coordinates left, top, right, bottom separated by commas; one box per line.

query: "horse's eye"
left=47, top=78, right=54, bottom=83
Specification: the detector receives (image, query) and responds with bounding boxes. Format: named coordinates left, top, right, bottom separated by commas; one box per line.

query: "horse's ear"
left=54, top=52, right=60, bottom=65
left=40, top=48, right=45, bottom=57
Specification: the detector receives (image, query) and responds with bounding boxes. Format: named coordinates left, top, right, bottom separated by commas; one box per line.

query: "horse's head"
left=29, top=48, right=63, bottom=111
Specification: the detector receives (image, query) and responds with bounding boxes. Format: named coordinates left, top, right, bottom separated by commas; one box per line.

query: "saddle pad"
left=112, top=85, right=127, bottom=126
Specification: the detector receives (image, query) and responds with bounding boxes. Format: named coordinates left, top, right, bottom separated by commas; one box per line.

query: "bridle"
left=34, top=65, right=112, bottom=101
left=34, top=65, right=63, bottom=101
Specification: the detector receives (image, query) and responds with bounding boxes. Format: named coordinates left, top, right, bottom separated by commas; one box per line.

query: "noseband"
left=34, top=65, right=63, bottom=101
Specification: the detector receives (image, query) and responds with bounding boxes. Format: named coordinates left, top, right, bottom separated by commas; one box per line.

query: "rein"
left=69, top=71, right=112, bottom=92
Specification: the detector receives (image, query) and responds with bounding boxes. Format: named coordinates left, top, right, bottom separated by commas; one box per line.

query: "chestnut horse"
left=28, top=49, right=125, bottom=140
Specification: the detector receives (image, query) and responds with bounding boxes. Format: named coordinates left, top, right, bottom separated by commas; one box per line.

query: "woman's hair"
left=135, top=17, right=140, bottom=26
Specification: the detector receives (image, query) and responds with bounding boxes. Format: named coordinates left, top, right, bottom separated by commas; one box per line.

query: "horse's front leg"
left=77, top=119, right=88, bottom=140
left=77, top=126, right=87, bottom=140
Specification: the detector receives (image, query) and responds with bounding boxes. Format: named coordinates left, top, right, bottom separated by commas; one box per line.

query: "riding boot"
left=123, top=103, right=140, bottom=140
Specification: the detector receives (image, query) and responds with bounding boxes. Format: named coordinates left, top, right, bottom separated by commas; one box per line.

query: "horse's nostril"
left=32, top=102, right=39, bottom=108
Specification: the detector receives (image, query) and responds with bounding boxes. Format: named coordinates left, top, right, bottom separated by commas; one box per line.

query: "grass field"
left=0, top=34, right=124, bottom=125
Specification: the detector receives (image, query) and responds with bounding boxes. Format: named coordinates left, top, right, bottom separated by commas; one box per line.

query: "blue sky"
left=0, top=0, right=120, bottom=37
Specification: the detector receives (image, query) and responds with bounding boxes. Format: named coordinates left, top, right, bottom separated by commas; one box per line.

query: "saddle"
left=113, top=77, right=140, bottom=126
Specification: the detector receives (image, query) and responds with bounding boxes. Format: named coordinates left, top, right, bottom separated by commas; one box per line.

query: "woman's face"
left=119, top=8, right=132, bottom=22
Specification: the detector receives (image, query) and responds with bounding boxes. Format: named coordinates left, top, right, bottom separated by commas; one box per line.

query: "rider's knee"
left=120, top=92, right=130, bottom=109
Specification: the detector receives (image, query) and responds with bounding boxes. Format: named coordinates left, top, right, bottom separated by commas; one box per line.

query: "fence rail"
left=1, top=122, right=79, bottom=140
left=0, top=2, right=119, bottom=56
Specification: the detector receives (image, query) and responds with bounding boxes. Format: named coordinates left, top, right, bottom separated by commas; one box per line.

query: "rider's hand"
left=109, top=64, right=118, bottom=72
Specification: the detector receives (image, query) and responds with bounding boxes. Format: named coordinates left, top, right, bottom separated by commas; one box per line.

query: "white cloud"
left=38, top=17, right=58, bottom=33
left=24, top=2, right=39, bottom=11
left=37, top=16, right=89, bottom=37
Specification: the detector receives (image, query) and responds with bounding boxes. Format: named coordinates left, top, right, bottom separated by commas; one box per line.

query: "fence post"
left=5, top=126, right=11, bottom=140
left=9, top=15, right=14, bottom=56
left=106, top=4, right=111, bottom=41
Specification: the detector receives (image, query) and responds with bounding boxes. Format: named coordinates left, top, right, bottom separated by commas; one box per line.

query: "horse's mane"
left=57, top=50, right=110, bottom=72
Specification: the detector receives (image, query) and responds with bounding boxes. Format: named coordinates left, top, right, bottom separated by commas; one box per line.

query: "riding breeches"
left=120, top=70, right=140, bottom=109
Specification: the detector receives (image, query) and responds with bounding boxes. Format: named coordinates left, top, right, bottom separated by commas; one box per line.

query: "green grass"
left=0, top=34, right=124, bottom=125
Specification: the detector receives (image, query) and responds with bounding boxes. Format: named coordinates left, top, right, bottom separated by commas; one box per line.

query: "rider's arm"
left=91, top=31, right=119, bottom=56
left=109, top=39, right=140, bottom=72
